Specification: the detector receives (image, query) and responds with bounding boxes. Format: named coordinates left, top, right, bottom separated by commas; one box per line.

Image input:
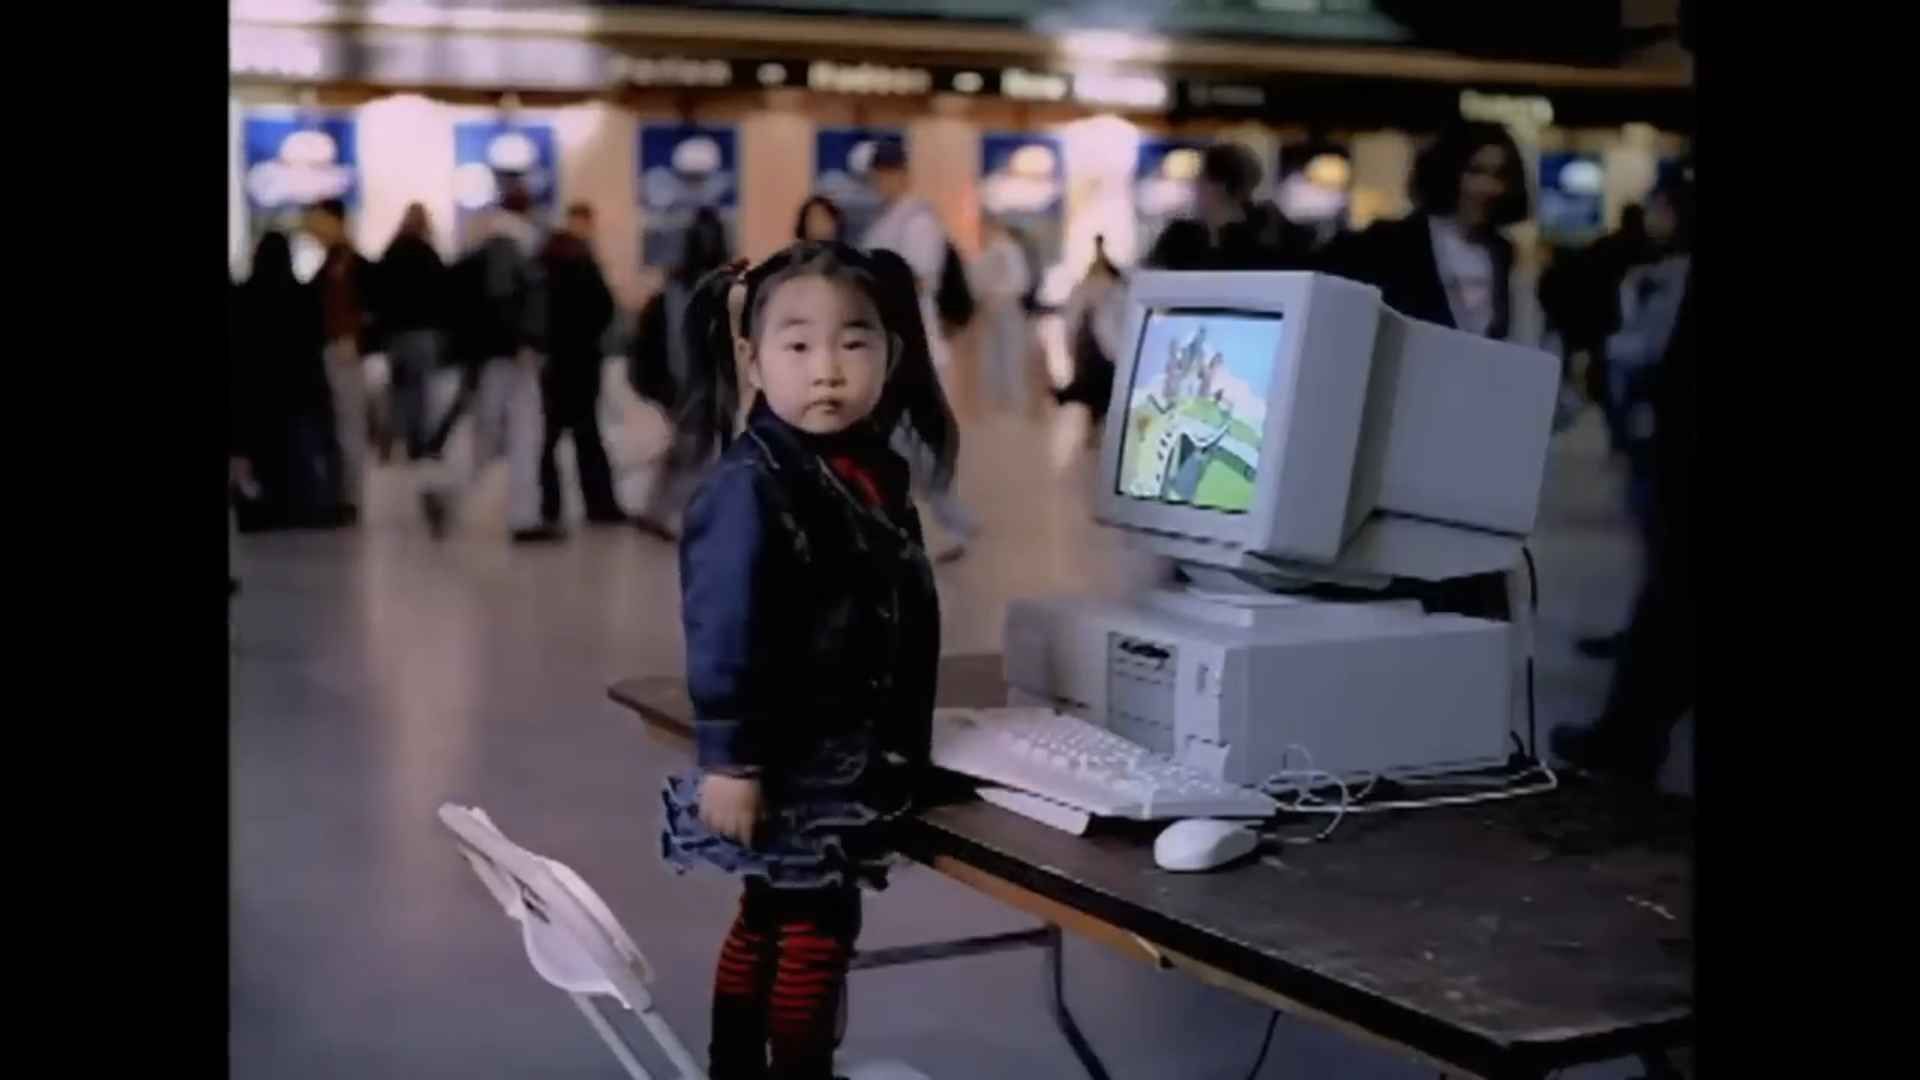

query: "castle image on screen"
left=1115, top=310, right=1283, bottom=514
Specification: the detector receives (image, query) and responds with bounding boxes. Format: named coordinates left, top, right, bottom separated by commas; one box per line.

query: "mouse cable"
left=1255, top=745, right=1355, bottom=844
left=1256, top=744, right=1558, bottom=829
left=1243, top=1009, right=1280, bottom=1079
left=1271, top=766, right=1558, bottom=814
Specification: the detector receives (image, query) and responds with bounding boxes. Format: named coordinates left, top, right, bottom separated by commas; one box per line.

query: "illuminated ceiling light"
left=1072, top=69, right=1169, bottom=110
left=953, top=71, right=984, bottom=94
left=1304, top=153, right=1351, bottom=190
left=758, top=63, right=787, bottom=86
left=1459, top=89, right=1553, bottom=130
left=1055, top=29, right=1170, bottom=65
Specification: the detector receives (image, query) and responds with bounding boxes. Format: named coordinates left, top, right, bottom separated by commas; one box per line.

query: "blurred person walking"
left=1145, top=143, right=1316, bottom=271
left=1322, top=121, right=1530, bottom=343
left=420, top=181, right=556, bottom=543
left=1573, top=169, right=1694, bottom=660
left=860, top=140, right=982, bottom=560
left=1320, top=121, right=1532, bottom=623
left=538, top=202, right=625, bottom=529
left=628, top=206, right=732, bottom=540
left=972, top=216, right=1035, bottom=415
left=1605, top=175, right=1692, bottom=521
left=378, top=203, right=450, bottom=463
left=1053, top=237, right=1129, bottom=434
left=860, top=142, right=961, bottom=367
left=1540, top=204, right=1654, bottom=449
left=304, top=198, right=379, bottom=523
left=1553, top=269, right=1694, bottom=786
left=794, top=195, right=846, bottom=243
left=230, top=232, right=342, bottom=532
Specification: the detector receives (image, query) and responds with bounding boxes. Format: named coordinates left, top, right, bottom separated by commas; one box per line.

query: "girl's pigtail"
left=866, top=248, right=960, bottom=492
left=668, top=263, right=749, bottom=469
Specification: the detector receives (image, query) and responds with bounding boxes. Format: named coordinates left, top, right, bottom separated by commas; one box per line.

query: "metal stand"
left=851, top=923, right=1112, bottom=1080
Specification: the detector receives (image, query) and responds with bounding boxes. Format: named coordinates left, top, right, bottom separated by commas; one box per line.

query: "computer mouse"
left=1153, top=818, right=1260, bottom=872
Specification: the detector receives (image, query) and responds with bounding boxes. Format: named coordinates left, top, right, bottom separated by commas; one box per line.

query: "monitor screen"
left=1115, top=308, right=1283, bottom=514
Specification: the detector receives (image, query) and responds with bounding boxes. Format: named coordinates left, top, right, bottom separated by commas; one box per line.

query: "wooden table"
left=611, top=655, right=1693, bottom=1080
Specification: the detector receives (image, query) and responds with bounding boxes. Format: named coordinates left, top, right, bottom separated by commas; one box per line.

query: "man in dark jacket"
left=378, top=203, right=450, bottom=462
left=538, top=203, right=624, bottom=526
left=1144, top=142, right=1316, bottom=272
left=305, top=198, right=380, bottom=522
left=419, top=180, right=558, bottom=543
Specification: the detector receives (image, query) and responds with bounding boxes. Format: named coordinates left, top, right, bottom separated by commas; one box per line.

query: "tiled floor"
left=230, top=361, right=1682, bottom=1079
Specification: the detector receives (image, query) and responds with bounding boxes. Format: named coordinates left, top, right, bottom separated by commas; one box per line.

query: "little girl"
left=660, top=240, right=958, bottom=1080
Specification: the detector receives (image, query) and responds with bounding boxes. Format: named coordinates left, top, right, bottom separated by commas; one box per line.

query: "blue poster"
left=1134, top=138, right=1204, bottom=261
left=1538, top=152, right=1605, bottom=242
left=453, top=121, right=559, bottom=235
left=813, top=127, right=900, bottom=244
left=639, top=123, right=737, bottom=269
left=240, top=111, right=358, bottom=278
left=243, top=113, right=358, bottom=214
left=981, top=132, right=1064, bottom=304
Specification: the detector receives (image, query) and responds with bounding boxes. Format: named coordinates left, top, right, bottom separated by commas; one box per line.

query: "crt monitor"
left=1092, top=271, right=1560, bottom=581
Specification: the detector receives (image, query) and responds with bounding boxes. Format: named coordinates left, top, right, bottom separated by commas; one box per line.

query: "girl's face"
left=748, top=274, right=888, bottom=436
left=801, top=204, right=840, bottom=242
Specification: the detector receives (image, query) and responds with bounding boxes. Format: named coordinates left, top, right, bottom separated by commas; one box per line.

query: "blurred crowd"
left=229, top=121, right=1692, bottom=547
left=229, top=115, right=1694, bottom=785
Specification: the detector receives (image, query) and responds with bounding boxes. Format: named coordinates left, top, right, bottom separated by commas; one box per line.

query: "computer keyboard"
left=931, top=707, right=1278, bottom=821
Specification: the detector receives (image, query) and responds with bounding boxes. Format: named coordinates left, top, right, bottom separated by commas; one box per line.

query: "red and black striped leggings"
left=710, top=879, right=862, bottom=1080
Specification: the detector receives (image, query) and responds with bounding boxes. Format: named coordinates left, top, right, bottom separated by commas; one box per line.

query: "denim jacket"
left=680, top=399, right=940, bottom=792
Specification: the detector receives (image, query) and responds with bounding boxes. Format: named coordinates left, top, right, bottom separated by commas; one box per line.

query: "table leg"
left=1045, top=924, right=1115, bottom=1080
left=846, top=923, right=1112, bottom=1080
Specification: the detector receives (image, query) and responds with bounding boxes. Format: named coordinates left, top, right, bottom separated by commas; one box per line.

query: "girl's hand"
left=698, top=774, right=763, bottom=845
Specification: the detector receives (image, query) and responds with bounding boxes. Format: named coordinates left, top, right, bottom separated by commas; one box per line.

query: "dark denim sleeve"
left=680, top=461, right=780, bottom=771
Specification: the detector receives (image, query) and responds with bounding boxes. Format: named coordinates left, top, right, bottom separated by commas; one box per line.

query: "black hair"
left=1088, top=233, right=1123, bottom=280
left=669, top=240, right=958, bottom=488
left=1200, top=143, right=1264, bottom=203
left=677, top=206, right=732, bottom=285
left=248, top=231, right=298, bottom=290
left=498, top=175, right=533, bottom=215
left=793, top=195, right=847, bottom=242
left=1410, top=120, right=1530, bottom=228
left=309, top=197, right=347, bottom=222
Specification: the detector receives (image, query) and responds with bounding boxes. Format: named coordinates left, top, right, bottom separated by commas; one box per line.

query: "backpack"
left=934, top=241, right=975, bottom=335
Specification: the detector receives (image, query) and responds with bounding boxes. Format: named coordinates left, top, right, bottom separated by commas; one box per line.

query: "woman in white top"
left=1321, top=120, right=1530, bottom=342
left=971, top=217, right=1035, bottom=415
left=1318, top=122, right=1532, bottom=625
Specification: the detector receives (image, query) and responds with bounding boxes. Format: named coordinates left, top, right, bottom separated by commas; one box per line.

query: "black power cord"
left=1520, top=545, right=1541, bottom=762
left=1244, top=1010, right=1281, bottom=1079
